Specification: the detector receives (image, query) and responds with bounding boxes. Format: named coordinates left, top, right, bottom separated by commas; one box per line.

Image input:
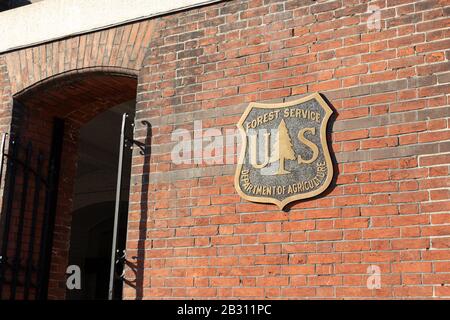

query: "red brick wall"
left=0, top=56, right=12, bottom=216
left=125, top=0, right=450, bottom=299
left=0, top=56, right=11, bottom=133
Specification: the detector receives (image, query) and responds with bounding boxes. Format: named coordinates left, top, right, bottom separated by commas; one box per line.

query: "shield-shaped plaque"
left=234, top=93, right=334, bottom=209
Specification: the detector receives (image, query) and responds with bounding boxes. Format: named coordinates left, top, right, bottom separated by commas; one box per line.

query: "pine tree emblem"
left=274, top=119, right=296, bottom=175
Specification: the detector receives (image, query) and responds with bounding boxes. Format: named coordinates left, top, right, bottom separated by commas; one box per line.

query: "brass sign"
left=234, top=93, right=334, bottom=209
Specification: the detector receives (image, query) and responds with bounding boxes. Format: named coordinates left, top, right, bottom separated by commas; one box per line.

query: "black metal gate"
left=0, top=119, right=64, bottom=300
left=108, top=113, right=134, bottom=300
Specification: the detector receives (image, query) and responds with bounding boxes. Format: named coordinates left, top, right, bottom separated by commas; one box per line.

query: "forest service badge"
left=234, top=93, right=334, bottom=209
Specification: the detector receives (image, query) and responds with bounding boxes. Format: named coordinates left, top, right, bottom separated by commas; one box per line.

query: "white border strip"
left=0, top=0, right=224, bottom=53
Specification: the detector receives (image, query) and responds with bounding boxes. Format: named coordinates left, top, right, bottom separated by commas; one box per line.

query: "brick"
left=364, top=227, right=401, bottom=239
left=334, top=129, right=369, bottom=142
left=335, top=44, right=369, bottom=57
left=419, top=154, right=450, bottom=166
left=335, top=65, right=368, bottom=77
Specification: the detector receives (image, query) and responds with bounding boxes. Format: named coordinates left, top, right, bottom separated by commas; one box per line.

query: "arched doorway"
left=66, top=100, right=135, bottom=300
left=0, top=68, right=137, bottom=300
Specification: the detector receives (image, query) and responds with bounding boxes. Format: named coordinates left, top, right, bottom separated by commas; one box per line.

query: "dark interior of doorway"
left=66, top=101, right=135, bottom=300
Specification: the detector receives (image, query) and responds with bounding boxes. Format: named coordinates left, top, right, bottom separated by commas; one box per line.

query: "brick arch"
left=14, top=66, right=138, bottom=125
left=14, top=66, right=139, bottom=98
left=4, top=66, right=141, bottom=299
left=3, top=19, right=156, bottom=95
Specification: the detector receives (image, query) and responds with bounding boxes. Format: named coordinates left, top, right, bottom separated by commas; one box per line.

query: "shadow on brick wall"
left=122, top=121, right=152, bottom=300
left=136, top=120, right=152, bottom=300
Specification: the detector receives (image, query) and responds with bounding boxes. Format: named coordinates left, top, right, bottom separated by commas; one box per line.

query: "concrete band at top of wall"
left=0, top=0, right=224, bottom=54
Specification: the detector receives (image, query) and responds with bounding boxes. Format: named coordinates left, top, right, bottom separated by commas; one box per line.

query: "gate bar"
left=24, top=153, right=43, bottom=299
left=108, top=113, right=128, bottom=300
left=36, top=118, right=64, bottom=300
left=11, top=142, right=32, bottom=299
left=0, top=133, right=7, bottom=181
left=0, top=137, right=19, bottom=298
